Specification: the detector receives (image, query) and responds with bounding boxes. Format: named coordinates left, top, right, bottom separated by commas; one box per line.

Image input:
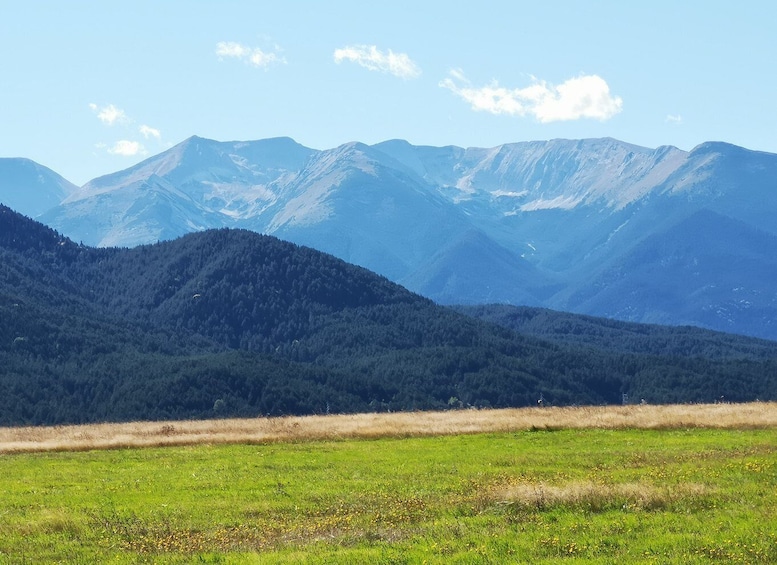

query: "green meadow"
left=1, top=428, right=775, bottom=564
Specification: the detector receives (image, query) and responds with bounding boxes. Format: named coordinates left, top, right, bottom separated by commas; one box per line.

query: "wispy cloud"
left=89, top=104, right=162, bottom=157
left=333, top=45, right=421, bottom=79
left=139, top=125, right=161, bottom=140
left=440, top=70, right=623, bottom=122
left=216, top=41, right=286, bottom=69
left=106, top=140, right=146, bottom=157
left=89, top=103, right=130, bottom=126
left=216, top=41, right=250, bottom=59
left=665, top=114, right=683, bottom=125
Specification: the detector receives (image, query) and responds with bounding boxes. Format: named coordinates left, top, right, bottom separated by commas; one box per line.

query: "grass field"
left=1, top=404, right=776, bottom=563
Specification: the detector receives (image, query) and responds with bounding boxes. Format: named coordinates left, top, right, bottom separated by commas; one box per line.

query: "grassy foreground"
left=0, top=406, right=776, bottom=563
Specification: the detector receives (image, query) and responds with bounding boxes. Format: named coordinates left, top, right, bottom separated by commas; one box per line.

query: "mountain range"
left=2, top=135, right=776, bottom=340
left=2, top=204, right=776, bottom=425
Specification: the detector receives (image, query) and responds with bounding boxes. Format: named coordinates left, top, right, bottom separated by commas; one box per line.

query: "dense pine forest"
left=1, top=204, right=776, bottom=425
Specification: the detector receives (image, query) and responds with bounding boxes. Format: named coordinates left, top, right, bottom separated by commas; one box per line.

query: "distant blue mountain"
left=0, top=158, right=77, bottom=218
left=564, top=210, right=777, bottom=336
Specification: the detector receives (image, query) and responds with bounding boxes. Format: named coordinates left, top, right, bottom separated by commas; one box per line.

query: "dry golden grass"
left=1, top=402, right=775, bottom=454
left=490, top=480, right=713, bottom=511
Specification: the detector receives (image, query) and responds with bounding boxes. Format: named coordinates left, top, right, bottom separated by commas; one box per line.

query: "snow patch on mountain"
left=200, top=181, right=278, bottom=218
left=492, top=189, right=529, bottom=198
left=520, top=194, right=585, bottom=212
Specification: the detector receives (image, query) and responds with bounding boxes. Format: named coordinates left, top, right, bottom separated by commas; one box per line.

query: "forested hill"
left=1, top=204, right=776, bottom=425
left=455, top=305, right=777, bottom=361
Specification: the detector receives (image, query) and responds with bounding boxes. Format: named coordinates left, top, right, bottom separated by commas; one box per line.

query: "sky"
left=2, top=1, right=775, bottom=186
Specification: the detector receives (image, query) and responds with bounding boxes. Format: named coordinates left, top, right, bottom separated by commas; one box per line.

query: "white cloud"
left=139, top=125, right=161, bottom=139
left=333, top=45, right=421, bottom=79
left=107, top=140, right=146, bottom=157
left=215, top=41, right=250, bottom=59
left=216, top=41, right=285, bottom=69
left=440, top=70, right=623, bottom=122
left=90, top=106, right=160, bottom=156
left=249, top=50, right=281, bottom=68
left=666, top=114, right=683, bottom=124
left=89, top=103, right=130, bottom=126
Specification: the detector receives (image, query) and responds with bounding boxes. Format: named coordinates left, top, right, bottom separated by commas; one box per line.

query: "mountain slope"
left=255, top=142, right=480, bottom=281
left=562, top=210, right=777, bottom=338
left=400, top=229, right=553, bottom=305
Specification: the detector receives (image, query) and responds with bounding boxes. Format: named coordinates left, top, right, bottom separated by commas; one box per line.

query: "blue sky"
left=2, top=1, right=775, bottom=185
